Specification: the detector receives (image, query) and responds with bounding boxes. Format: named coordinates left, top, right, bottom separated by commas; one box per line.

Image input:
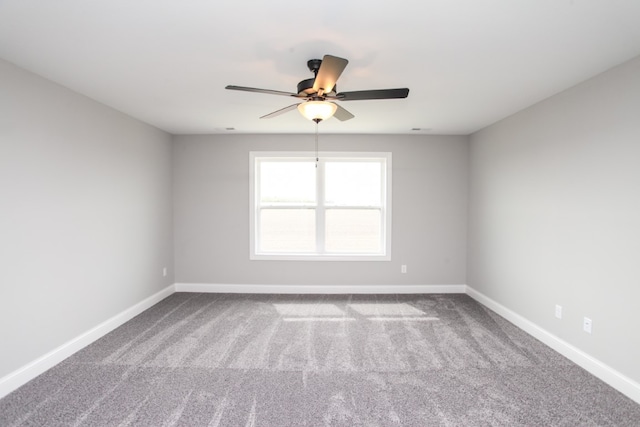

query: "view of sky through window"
left=260, top=162, right=315, bottom=204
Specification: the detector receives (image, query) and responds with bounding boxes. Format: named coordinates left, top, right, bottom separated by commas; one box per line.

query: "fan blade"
left=332, top=103, right=354, bottom=121
left=260, top=103, right=299, bottom=119
left=313, top=55, right=348, bottom=95
left=226, top=85, right=302, bottom=97
left=337, top=88, right=409, bottom=101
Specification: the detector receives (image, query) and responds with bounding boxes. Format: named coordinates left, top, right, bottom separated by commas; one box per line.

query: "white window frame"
left=250, top=151, right=392, bottom=261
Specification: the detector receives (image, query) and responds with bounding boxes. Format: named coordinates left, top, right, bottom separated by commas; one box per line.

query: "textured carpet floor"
left=1, top=293, right=639, bottom=426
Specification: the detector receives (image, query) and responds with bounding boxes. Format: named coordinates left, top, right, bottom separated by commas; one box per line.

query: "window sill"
left=250, top=253, right=391, bottom=261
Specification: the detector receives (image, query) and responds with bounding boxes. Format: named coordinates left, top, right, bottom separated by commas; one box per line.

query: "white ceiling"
left=1, top=1, right=640, bottom=135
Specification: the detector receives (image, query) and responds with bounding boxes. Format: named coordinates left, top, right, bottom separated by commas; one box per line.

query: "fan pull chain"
left=315, top=120, right=319, bottom=168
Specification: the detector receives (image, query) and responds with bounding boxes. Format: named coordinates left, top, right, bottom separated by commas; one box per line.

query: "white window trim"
left=249, top=151, right=392, bottom=261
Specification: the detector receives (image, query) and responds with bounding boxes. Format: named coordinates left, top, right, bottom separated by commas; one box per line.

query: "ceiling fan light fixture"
left=297, top=100, right=337, bottom=122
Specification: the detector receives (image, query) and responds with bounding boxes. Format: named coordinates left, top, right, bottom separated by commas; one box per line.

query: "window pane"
left=260, top=162, right=315, bottom=205
left=325, top=162, right=381, bottom=206
left=259, top=209, right=315, bottom=252
left=325, top=209, right=381, bottom=253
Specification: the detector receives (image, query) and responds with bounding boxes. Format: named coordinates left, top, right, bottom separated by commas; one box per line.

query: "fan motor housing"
left=297, top=78, right=314, bottom=95
left=297, top=78, right=336, bottom=97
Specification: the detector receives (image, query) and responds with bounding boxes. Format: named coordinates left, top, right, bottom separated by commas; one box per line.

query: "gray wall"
left=0, top=59, right=174, bottom=378
left=468, top=56, right=640, bottom=383
left=174, top=134, right=468, bottom=286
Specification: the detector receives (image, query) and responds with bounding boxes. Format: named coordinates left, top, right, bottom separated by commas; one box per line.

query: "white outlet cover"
left=555, top=305, right=562, bottom=319
left=583, top=317, right=592, bottom=334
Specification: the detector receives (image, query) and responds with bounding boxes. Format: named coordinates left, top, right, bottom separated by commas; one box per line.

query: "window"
left=250, top=152, right=392, bottom=260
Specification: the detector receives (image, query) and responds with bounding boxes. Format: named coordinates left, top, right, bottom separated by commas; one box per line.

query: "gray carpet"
left=1, top=293, right=639, bottom=426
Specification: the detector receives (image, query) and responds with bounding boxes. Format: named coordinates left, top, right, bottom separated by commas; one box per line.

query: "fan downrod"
left=299, top=58, right=338, bottom=96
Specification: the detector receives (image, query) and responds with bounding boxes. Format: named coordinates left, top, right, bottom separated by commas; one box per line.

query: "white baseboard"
left=175, top=283, right=467, bottom=294
left=0, top=285, right=175, bottom=399
left=466, top=286, right=640, bottom=405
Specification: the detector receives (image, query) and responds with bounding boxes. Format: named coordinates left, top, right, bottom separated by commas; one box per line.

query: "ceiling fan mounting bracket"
left=307, top=59, right=323, bottom=75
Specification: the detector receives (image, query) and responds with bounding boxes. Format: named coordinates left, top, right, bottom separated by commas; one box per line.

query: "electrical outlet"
left=163, top=267, right=167, bottom=277
left=401, top=265, right=407, bottom=274
left=555, top=305, right=562, bottom=319
left=583, top=317, right=592, bottom=334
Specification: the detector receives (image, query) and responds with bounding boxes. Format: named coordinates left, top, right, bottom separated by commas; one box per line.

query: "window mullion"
left=316, top=160, right=325, bottom=254
left=379, top=160, right=386, bottom=254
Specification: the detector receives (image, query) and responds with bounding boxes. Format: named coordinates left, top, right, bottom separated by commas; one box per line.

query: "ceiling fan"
left=225, top=54, right=409, bottom=123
